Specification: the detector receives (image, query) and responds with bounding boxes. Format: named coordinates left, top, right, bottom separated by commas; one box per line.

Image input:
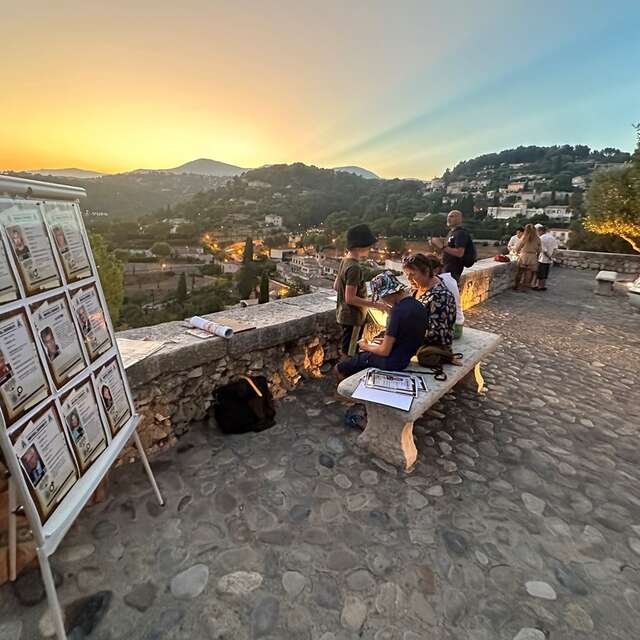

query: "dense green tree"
left=150, top=241, right=172, bottom=258
left=90, top=233, right=124, bottom=326
left=285, top=277, right=310, bottom=298
left=236, top=265, right=258, bottom=299
left=176, top=273, right=187, bottom=302
left=584, top=129, right=640, bottom=253
left=386, top=236, right=406, bottom=255
left=242, top=236, right=253, bottom=264
left=259, top=270, right=270, bottom=303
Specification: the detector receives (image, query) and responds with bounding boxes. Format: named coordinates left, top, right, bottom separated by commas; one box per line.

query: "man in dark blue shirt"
left=440, top=210, right=474, bottom=282
left=335, top=271, right=428, bottom=379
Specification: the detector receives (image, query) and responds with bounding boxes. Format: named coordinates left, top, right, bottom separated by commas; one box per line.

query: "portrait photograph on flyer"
left=42, top=201, right=92, bottom=282
left=0, top=200, right=61, bottom=295
left=70, top=285, right=112, bottom=361
left=12, top=403, right=78, bottom=522
left=94, top=358, right=132, bottom=436
left=0, top=240, right=20, bottom=304
left=60, top=379, right=108, bottom=473
left=0, top=311, right=49, bottom=426
left=31, top=296, right=86, bottom=388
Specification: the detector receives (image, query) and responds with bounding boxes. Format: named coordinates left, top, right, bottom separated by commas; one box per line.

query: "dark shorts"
left=339, top=324, right=363, bottom=357
left=337, top=352, right=395, bottom=377
left=537, top=262, right=551, bottom=280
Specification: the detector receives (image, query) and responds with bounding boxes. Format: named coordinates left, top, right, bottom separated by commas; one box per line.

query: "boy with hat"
left=334, top=224, right=387, bottom=358
left=335, top=271, right=428, bottom=380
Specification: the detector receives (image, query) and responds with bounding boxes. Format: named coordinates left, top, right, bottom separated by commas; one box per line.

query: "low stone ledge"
left=555, top=249, right=640, bottom=275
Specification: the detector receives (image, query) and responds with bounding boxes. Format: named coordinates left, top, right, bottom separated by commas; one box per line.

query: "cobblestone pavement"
left=1, top=268, right=639, bottom=640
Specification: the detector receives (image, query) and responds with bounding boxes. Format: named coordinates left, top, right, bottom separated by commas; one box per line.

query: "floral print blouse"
left=413, top=278, right=456, bottom=347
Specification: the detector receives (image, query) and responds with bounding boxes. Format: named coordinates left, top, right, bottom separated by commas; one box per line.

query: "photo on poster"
left=31, top=295, right=86, bottom=388
left=12, top=403, right=78, bottom=522
left=94, top=358, right=132, bottom=436
left=42, top=202, right=92, bottom=282
left=0, top=240, right=19, bottom=304
left=0, top=311, right=49, bottom=426
left=70, top=285, right=112, bottom=361
left=61, top=379, right=108, bottom=472
left=0, top=200, right=61, bottom=294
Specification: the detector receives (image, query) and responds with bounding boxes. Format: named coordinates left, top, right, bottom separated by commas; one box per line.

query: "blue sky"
left=3, top=0, right=639, bottom=178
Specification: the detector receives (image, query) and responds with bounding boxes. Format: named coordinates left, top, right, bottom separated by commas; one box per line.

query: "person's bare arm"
left=344, top=284, right=388, bottom=311
left=359, top=334, right=395, bottom=357
left=443, top=246, right=465, bottom=258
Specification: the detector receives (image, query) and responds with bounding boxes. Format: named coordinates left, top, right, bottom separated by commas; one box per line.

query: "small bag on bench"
left=211, top=375, right=276, bottom=434
left=416, top=344, right=462, bottom=380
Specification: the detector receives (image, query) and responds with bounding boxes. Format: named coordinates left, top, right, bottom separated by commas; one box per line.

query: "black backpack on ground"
left=211, top=376, right=276, bottom=434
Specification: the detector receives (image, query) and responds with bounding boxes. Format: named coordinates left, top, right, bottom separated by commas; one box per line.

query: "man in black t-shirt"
left=440, top=210, right=472, bottom=282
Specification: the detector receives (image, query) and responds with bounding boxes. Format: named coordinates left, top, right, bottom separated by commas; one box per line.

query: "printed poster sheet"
left=31, top=296, right=86, bottom=388
left=70, top=285, right=112, bottom=361
left=0, top=241, right=19, bottom=304
left=0, top=311, right=49, bottom=425
left=0, top=200, right=61, bottom=294
left=95, top=358, right=132, bottom=436
left=13, top=403, right=78, bottom=522
left=61, top=380, right=108, bottom=472
left=42, top=202, right=92, bottom=282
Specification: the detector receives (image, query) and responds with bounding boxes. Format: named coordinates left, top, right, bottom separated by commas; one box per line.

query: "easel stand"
left=4, top=416, right=163, bottom=640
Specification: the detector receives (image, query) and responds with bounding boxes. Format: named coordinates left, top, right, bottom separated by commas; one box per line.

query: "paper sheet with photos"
left=352, top=369, right=427, bottom=411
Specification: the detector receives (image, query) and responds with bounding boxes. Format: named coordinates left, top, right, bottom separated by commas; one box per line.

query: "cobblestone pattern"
left=555, top=249, right=640, bottom=275
left=1, top=269, right=639, bottom=640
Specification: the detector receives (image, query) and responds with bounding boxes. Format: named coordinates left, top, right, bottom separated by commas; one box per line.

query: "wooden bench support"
left=357, top=403, right=417, bottom=471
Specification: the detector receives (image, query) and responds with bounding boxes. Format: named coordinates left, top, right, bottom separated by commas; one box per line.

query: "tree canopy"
left=90, top=233, right=124, bottom=325
left=584, top=129, right=640, bottom=253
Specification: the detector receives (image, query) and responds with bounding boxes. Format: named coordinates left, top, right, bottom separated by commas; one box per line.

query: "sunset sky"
left=3, top=0, right=639, bottom=179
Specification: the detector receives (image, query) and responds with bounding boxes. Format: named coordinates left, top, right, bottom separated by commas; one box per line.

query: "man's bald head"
left=447, top=210, right=463, bottom=228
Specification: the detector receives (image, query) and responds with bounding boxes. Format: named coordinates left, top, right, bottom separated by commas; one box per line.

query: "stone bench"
left=337, top=327, right=501, bottom=471
left=594, top=270, right=617, bottom=296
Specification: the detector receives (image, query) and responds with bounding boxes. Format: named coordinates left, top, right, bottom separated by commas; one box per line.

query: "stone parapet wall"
left=458, top=258, right=517, bottom=309
left=554, top=249, right=640, bottom=274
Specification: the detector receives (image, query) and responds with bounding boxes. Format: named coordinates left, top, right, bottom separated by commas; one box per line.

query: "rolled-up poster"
left=189, top=316, right=234, bottom=339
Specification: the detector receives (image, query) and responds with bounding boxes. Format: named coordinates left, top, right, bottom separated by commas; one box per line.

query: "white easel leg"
left=8, top=476, right=17, bottom=581
left=37, top=548, right=66, bottom=640
left=133, top=432, right=164, bottom=506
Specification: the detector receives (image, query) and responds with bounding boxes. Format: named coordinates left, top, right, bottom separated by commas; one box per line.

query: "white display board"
left=0, top=179, right=163, bottom=640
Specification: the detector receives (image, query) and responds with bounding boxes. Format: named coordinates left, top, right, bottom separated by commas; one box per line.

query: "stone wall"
left=458, top=257, right=517, bottom=310
left=554, top=249, right=640, bottom=275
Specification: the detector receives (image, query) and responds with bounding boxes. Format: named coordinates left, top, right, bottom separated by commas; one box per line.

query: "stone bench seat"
left=337, top=327, right=501, bottom=471
left=594, top=270, right=617, bottom=296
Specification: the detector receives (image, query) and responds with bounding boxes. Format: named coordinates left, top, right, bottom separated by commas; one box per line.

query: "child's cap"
left=370, top=271, right=405, bottom=301
left=346, top=224, right=377, bottom=249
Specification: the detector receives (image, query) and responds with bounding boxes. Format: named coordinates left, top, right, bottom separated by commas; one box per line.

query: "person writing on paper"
left=403, top=253, right=457, bottom=342
left=334, top=224, right=389, bottom=358
left=334, top=272, right=427, bottom=380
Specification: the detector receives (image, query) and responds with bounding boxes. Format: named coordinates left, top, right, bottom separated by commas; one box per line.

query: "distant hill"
left=333, top=165, right=379, bottom=179
left=28, top=167, right=104, bottom=179
left=164, top=158, right=246, bottom=176
left=6, top=170, right=230, bottom=219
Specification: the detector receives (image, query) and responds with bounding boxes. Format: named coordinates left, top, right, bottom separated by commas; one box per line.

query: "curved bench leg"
left=357, top=402, right=417, bottom=471
left=457, top=362, right=486, bottom=394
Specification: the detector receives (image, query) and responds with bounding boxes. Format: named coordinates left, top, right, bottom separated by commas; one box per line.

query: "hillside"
left=448, top=144, right=630, bottom=185
left=27, top=167, right=104, bottom=179
left=7, top=170, right=230, bottom=218
left=165, top=158, right=246, bottom=176
left=333, top=166, right=380, bottom=179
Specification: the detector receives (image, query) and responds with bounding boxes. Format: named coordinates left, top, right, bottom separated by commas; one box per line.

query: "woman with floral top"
left=402, top=253, right=456, bottom=347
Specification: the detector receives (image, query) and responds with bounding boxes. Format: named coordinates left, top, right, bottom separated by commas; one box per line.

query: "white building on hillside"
left=291, top=256, right=321, bottom=278
left=264, top=214, right=284, bottom=228
left=487, top=206, right=521, bottom=220
left=571, top=176, right=587, bottom=189
left=544, top=205, right=572, bottom=222
left=270, top=248, right=296, bottom=262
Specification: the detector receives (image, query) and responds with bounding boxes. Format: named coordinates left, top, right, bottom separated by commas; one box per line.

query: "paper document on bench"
left=365, top=370, right=417, bottom=396
left=352, top=380, right=413, bottom=411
